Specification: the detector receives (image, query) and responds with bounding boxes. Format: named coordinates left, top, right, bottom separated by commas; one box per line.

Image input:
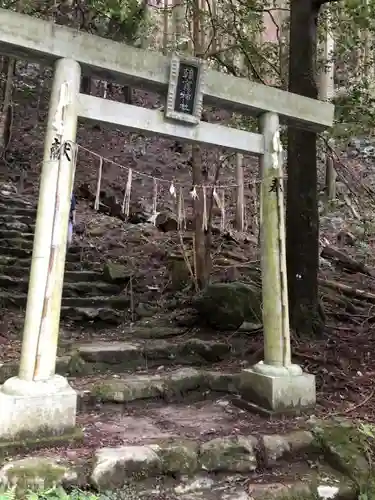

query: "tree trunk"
left=163, top=0, right=169, bottom=54
left=235, top=153, right=244, bottom=231
left=191, top=0, right=210, bottom=288
left=0, top=57, right=15, bottom=153
left=319, top=6, right=336, bottom=204
left=286, top=0, right=324, bottom=337
left=122, top=86, right=132, bottom=104
left=173, top=0, right=185, bottom=49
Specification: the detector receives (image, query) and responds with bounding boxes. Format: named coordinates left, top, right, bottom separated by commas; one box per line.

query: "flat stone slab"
left=91, top=435, right=257, bottom=488
left=60, top=306, right=124, bottom=324
left=0, top=196, right=35, bottom=209
left=76, top=368, right=242, bottom=405
left=1, top=238, right=34, bottom=249
left=0, top=221, right=34, bottom=232
left=0, top=292, right=130, bottom=310
left=0, top=275, right=122, bottom=296
left=0, top=245, right=82, bottom=261
left=0, top=256, right=83, bottom=271
left=0, top=230, right=34, bottom=241
left=73, top=338, right=232, bottom=370
left=0, top=266, right=103, bottom=282
left=0, top=207, right=36, bottom=217
left=0, top=401, right=357, bottom=498
left=0, top=214, right=35, bottom=225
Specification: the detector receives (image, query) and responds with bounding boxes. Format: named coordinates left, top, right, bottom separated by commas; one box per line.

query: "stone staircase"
left=0, top=332, right=359, bottom=500
left=0, top=191, right=354, bottom=500
left=0, top=189, right=130, bottom=324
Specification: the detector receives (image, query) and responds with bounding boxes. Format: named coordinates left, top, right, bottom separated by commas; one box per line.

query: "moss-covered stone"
left=0, top=427, right=84, bottom=462
left=88, top=368, right=241, bottom=405
left=164, top=368, right=206, bottom=400
left=151, top=440, right=198, bottom=475
left=194, top=281, right=262, bottom=330
left=199, top=435, right=258, bottom=472
left=90, top=375, right=164, bottom=403
left=311, top=419, right=371, bottom=482
left=62, top=353, right=87, bottom=376
left=0, top=457, right=76, bottom=492
left=103, top=261, right=130, bottom=283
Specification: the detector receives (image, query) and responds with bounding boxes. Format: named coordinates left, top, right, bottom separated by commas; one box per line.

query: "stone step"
left=0, top=265, right=103, bottom=282
left=1, top=238, right=34, bottom=249
left=0, top=220, right=35, bottom=232
left=68, top=338, right=233, bottom=373
left=0, top=275, right=122, bottom=296
left=75, top=367, right=241, bottom=406
left=61, top=306, right=123, bottom=323
left=0, top=204, right=37, bottom=217
left=0, top=255, right=92, bottom=271
left=0, top=230, right=34, bottom=241
left=0, top=291, right=130, bottom=309
left=0, top=193, right=35, bottom=209
left=0, top=245, right=84, bottom=262
left=0, top=214, right=35, bottom=225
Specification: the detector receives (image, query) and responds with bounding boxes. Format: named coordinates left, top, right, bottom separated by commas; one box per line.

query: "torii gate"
left=0, top=9, right=333, bottom=441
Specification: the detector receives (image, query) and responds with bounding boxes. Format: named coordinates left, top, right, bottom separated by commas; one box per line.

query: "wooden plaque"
left=165, top=54, right=206, bottom=125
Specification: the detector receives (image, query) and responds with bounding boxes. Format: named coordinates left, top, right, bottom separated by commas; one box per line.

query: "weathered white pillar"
left=259, top=112, right=291, bottom=368
left=0, top=58, right=80, bottom=440
left=239, top=112, right=316, bottom=414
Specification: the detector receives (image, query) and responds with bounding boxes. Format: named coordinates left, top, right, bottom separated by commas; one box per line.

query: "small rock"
left=74, top=222, right=85, bottom=235
left=103, top=261, right=130, bottom=283
left=171, top=308, right=198, bottom=327
left=174, top=476, right=214, bottom=493
left=135, top=302, right=158, bottom=318
left=154, top=211, right=178, bottom=232
left=199, top=436, right=257, bottom=472
left=89, top=226, right=107, bottom=237
left=336, top=230, right=356, bottom=246
left=91, top=446, right=162, bottom=489
left=77, top=182, right=94, bottom=201
left=261, top=434, right=290, bottom=467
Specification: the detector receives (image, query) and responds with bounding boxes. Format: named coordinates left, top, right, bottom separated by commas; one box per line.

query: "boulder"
left=194, top=281, right=262, bottom=330
left=103, top=261, right=130, bottom=283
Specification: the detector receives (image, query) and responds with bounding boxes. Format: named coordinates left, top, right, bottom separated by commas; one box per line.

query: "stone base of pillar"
left=0, top=375, right=77, bottom=441
left=238, top=362, right=316, bottom=415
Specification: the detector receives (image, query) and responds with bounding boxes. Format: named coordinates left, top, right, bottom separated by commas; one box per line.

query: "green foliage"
left=87, top=0, right=150, bottom=44
left=0, top=487, right=99, bottom=500
left=326, top=0, right=375, bottom=139
left=0, top=0, right=151, bottom=46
